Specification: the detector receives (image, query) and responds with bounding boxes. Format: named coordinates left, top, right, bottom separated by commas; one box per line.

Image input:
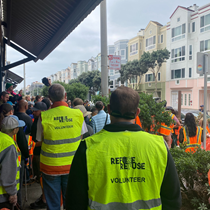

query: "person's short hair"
left=95, top=101, right=104, bottom=111
left=49, top=84, right=65, bottom=102
left=0, top=91, right=9, bottom=97
left=91, top=106, right=98, bottom=114
left=42, top=98, right=51, bottom=110
left=73, top=98, right=83, bottom=106
left=36, top=95, right=41, bottom=101
left=31, top=96, right=35, bottom=101
left=110, top=86, right=140, bottom=119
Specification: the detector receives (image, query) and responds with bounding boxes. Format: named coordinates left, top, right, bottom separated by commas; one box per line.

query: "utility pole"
left=100, top=0, right=108, bottom=96
left=23, top=63, right=26, bottom=95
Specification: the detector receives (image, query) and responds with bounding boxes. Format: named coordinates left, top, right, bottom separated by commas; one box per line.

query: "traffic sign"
left=108, top=55, right=121, bottom=70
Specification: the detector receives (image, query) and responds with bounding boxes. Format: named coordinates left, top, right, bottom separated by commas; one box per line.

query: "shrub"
left=170, top=147, right=210, bottom=209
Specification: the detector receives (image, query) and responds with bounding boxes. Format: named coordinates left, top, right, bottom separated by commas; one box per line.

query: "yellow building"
left=127, top=21, right=167, bottom=99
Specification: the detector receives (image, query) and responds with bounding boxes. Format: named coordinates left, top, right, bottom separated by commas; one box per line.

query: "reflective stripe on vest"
left=0, top=132, right=20, bottom=195
left=158, top=123, right=171, bottom=136
left=183, top=126, right=202, bottom=153
left=13, top=134, right=21, bottom=166
left=89, top=198, right=161, bottom=210
left=86, top=130, right=167, bottom=210
left=40, top=106, right=83, bottom=175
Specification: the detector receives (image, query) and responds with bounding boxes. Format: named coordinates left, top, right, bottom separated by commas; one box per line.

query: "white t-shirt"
left=36, top=116, right=87, bottom=142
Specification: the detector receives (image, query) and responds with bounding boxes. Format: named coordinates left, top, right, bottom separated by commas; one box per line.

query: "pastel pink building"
left=166, top=3, right=210, bottom=110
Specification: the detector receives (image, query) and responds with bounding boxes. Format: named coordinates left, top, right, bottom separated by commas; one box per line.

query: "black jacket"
left=66, top=123, right=181, bottom=210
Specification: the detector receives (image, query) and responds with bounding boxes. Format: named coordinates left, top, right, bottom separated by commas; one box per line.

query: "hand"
left=9, top=194, right=17, bottom=206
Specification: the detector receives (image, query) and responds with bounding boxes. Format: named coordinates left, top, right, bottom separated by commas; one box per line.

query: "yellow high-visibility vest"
left=85, top=129, right=168, bottom=210
left=40, top=105, right=83, bottom=175
left=13, top=134, right=21, bottom=165
left=0, top=132, right=20, bottom=195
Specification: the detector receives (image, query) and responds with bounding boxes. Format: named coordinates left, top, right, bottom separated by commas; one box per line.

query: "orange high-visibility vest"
left=183, top=126, right=202, bottom=153
left=158, top=123, right=171, bottom=136
left=13, top=134, right=21, bottom=165
left=28, top=136, right=35, bottom=156
left=207, top=126, right=210, bottom=134
left=134, top=116, right=142, bottom=128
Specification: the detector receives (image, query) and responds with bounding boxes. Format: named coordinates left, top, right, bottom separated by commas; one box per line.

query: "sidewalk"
left=21, top=181, right=64, bottom=210
left=22, top=182, right=42, bottom=210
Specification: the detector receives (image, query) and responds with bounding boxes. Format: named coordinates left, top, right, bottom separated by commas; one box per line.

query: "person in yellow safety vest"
left=0, top=115, right=25, bottom=209
left=0, top=103, right=29, bottom=209
left=66, top=86, right=182, bottom=210
left=37, top=84, right=85, bottom=210
left=179, top=113, right=203, bottom=153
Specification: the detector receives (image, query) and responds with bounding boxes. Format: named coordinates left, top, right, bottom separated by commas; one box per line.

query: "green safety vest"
left=40, top=106, right=84, bottom=175
left=0, top=132, right=20, bottom=195
left=86, top=129, right=168, bottom=210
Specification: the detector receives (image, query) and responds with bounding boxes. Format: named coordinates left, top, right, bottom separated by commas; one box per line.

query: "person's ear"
left=107, top=104, right=111, bottom=115
left=136, top=108, right=140, bottom=116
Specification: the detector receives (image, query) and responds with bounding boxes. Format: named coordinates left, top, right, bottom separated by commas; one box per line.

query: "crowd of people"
left=1, top=80, right=207, bottom=210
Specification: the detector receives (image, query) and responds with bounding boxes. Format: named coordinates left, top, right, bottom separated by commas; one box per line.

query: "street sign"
left=108, top=55, right=121, bottom=70
left=197, top=52, right=204, bottom=74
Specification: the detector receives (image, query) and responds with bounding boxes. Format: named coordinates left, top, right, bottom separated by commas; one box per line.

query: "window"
left=150, top=30, right=152, bottom=34
left=184, top=94, right=187, bottom=106
left=181, top=94, right=183, bottom=105
left=161, top=34, right=163, bottom=43
left=171, top=24, right=186, bottom=42
left=188, top=23, right=190, bottom=33
left=177, top=17, right=180, bottom=22
left=158, top=72, right=160, bottom=81
left=110, top=70, right=114, bottom=76
left=158, top=35, right=160, bottom=44
left=189, top=45, right=192, bottom=60
left=192, top=22, right=195, bottom=32
left=200, top=39, right=210, bottom=52
left=188, top=94, right=191, bottom=106
left=145, top=73, right=155, bottom=82
left=189, top=68, right=192, bottom=78
left=130, top=43, right=138, bottom=55
left=121, top=50, right=125, bottom=59
left=200, top=14, right=210, bottom=32
left=146, top=36, right=156, bottom=51
left=171, top=68, right=185, bottom=79
left=171, top=46, right=185, bottom=63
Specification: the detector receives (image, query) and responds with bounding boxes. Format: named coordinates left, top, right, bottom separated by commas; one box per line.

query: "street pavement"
left=21, top=182, right=64, bottom=210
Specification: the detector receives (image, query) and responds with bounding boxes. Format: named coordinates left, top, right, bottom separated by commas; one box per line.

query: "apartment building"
left=128, top=21, right=167, bottom=99
left=70, top=63, right=77, bottom=80
left=166, top=3, right=210, bottom=110
left=108, top=40, right=129, bottom=91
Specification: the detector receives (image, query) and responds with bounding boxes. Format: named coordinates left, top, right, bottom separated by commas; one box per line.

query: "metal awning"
left=4, top=70, right=23, bottom=86
left=1, top=0, right=102, bottom=61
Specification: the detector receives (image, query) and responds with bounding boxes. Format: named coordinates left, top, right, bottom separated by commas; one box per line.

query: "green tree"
left=41, top=81, right=89, bottom=101
left=140, top=48, right=170, bottom=96
left=138, top=92, right=172, bottom=133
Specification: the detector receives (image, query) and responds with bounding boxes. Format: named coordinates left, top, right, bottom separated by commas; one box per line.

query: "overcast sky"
left=6, top=0, right=210, bottom=89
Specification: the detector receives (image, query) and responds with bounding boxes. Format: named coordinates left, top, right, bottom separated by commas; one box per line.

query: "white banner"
left=108, top=55, right=121, bottom=70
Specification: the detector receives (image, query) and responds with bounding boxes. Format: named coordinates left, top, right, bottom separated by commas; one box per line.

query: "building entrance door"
left=171, top=92, right=178, bottom=109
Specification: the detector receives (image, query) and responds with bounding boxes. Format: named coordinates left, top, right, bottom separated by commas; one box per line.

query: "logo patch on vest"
left=111, top=157, right=145, bottom=170
left=54, top=116, right=72, bottom=123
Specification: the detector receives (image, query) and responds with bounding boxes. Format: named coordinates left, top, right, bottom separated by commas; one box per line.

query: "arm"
left=90, top=118, right=96, bottom=134
left=17, top=127, right=29, bottom=158
left=173, top=116, right=181, bottom=128
left=160, top=147, right=182, bottom=210
left=25, top=117, right=33, bottom=135
left=66, top=141, right=88, bottom=210
left=0, top=145, right=18, bottom=196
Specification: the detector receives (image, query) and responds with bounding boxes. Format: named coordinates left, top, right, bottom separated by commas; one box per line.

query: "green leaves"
left=138, top=92, right=172, bottom=133
left=41, top=81, right=89, bottom=101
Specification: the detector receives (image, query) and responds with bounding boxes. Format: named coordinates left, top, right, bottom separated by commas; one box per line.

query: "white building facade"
left=166, top=3, right=210, bottom=110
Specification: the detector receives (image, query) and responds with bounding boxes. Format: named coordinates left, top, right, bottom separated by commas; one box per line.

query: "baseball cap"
left=74, top=105, right=92, bottom=117
left=7, top=101, right=15, bottom=106
left=2, top=115, right=25, bottom=129
left=31, top=102, right=47, bottom=111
